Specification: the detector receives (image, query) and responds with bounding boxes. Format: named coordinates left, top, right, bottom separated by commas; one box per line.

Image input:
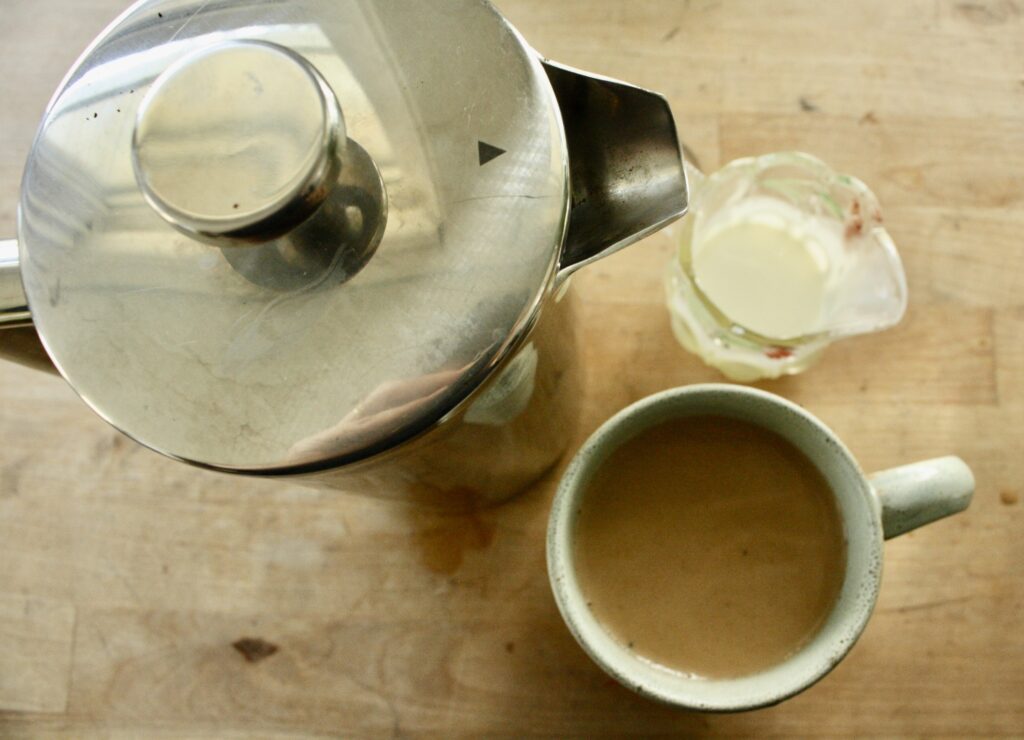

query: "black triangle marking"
left=478, top=141, right=506, bottom=166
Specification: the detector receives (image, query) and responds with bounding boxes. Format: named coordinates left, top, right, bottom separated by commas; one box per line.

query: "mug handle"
left=868, top=456, right=975, bottom=540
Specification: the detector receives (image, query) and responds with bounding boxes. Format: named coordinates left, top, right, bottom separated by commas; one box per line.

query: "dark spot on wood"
left=1, top=458, right=28, bottom=499
left=956, top=1, right=1014, bottom=25
left=161, top=564, right=169, bottom=574
left=505, top=641, right=515, bottom=654
left=628, top=641, right=635, bottom=648
left=859, top=382, right=869, bottom=392
left=662, top=26, right=681, bottom=42
left=741, top=548, right=749, bottom=556
left=233, top=637, right=279, bottom=663
left=799, top=96, right=818, bottom=112
left=233, top=203, right=239, bottom=209
left=859, top=111, right=879, bottom=125
left=116, top=108, right=121, bottom=113
left=1000, top=490, right=1019, bottom=506
left=158, top=11, right=163, bottom=17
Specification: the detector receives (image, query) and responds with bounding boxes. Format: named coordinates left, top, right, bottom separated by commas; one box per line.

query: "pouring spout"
left=543, top=61, right=689, bottom=279
left=0, top=239, right=31, bottom=328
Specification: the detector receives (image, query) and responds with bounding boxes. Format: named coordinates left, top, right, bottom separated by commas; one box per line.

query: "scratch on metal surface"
left=120, top=285, right=177, bottom=296
left=452, top=193, right=553, bottom=205
left=168, top=0, right=212, bottom=43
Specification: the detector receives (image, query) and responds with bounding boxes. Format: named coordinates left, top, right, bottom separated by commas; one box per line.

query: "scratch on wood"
left=885, top=595, right=972, bottom=614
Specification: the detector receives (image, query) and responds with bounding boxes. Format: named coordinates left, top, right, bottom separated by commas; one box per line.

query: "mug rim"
left=546, top=384, right=883, bottom=712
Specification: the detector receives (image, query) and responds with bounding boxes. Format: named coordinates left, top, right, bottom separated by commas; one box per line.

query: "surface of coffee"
left=573, top=414, right=845, bottom=678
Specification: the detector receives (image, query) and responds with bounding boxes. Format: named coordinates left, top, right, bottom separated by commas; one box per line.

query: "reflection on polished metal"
left=221, top=137, right=387, bottom=292
left=133, top=40, right=347, bottom=246
left=132, top=39, right=387, bottom=291
left=0, top=240, right=30, bottom=328
left=544, top=62, right=688, bottom=277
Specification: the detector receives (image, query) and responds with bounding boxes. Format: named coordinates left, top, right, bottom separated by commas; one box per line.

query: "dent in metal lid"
left=19, top=0, right=568, bottom=472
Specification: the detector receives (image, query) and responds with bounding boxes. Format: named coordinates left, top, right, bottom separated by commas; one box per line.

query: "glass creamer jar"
left=666, top=152, right=907, bottom=382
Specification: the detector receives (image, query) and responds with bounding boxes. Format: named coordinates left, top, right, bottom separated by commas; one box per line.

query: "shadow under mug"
left=547, top=384, right=974, bottom=712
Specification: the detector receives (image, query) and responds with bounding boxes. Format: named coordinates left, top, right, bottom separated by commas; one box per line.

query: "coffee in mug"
left=573, top=414, right=846, bottom=678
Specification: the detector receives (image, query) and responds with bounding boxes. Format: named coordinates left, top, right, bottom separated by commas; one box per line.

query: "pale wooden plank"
left=0, top=593, right=75, bottom=713
left=994, top=306, right=1024, bottom=405
left=895, top=208, right=1024, bottom=308
left=509, top=0, right=1024, bottom=120
left=718, top=53, right=1024, bottom=120
left=0, top=718, right=335, bottom=740
left=0, top=459, right=552, bottom=618
left=45, top=598, right=1024, bottom=736
left=575, top=297, right=996, bottom=411
left=720, top=113, right=1024, bottom=211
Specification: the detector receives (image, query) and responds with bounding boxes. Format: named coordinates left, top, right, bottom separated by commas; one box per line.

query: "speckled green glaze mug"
left=547, top=385, right=974, bottom=712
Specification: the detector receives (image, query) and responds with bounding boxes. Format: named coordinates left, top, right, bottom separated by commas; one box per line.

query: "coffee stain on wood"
left=413, top=513, right=496, bottom=575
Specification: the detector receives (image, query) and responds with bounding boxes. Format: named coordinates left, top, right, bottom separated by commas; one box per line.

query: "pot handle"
left=0, top=239, right=31, bottom=328
left=0, top=239, right=55, bottom=373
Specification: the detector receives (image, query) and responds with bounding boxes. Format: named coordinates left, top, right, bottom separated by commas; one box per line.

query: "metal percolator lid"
left=19, top=0, right=569, bottom=472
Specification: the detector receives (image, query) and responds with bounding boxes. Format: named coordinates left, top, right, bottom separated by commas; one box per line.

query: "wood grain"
left=1, top=0, right=1023, bottom=736
left=0, top=594, right=75, bottom=714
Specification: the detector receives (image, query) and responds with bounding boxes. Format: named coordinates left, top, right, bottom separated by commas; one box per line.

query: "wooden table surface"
left=2, top=1, right=1023, bottom=736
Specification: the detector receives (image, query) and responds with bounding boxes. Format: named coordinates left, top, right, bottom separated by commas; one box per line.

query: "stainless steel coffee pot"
left=0, top=0, right=687, bottom=506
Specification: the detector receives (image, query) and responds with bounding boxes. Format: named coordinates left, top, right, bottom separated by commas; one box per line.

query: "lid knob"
left=132, top=40, right=345, bottom=246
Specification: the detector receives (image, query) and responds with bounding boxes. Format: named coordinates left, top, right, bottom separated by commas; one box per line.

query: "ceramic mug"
left=547, top=384, right=974, bottom=711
